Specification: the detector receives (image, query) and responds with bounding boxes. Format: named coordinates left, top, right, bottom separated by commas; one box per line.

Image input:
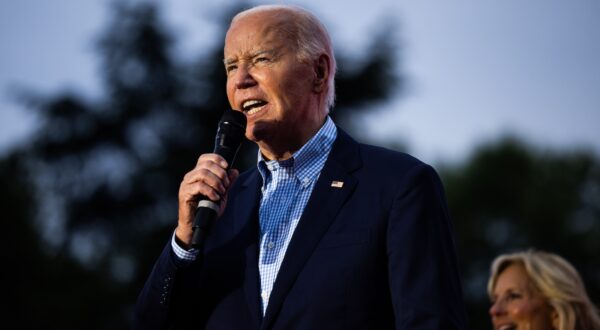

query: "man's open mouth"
left=242, top=99, right=268, bottom=115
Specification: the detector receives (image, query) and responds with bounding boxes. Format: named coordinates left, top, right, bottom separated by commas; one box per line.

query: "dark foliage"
left=4, top=2, right=598, bottom=329
left=441, top=137, right=600, bottom=329
left=5, top=2, right=399, bottom=328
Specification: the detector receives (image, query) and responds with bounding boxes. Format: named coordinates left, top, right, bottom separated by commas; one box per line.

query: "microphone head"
left=214, top=109, right=247, bottom=165
left=220, top=109, right=247, bottom=130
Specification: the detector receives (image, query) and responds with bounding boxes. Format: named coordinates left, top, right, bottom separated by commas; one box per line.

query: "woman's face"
left=489, top=263, right=557, bottom=330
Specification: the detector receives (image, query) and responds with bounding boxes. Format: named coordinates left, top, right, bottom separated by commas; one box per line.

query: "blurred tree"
left=440, top=137, right=600, bottom=329
left=6, top=2, right=600, bottom=329
left=7, top=1, right=400, bottom=328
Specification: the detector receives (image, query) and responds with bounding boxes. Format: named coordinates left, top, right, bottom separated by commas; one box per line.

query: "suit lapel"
left=262, top=129, right=362, bottom=328
left=232, top=170, right=263, bottom=328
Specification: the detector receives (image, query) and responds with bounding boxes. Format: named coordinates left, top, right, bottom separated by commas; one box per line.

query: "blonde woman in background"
left=488, top=250, right=600, bottom=330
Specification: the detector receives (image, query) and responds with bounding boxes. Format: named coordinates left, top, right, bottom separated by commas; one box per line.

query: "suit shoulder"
left=358, top=143, right=428, bottom=173
left=355, top=142, right=446, bottom=192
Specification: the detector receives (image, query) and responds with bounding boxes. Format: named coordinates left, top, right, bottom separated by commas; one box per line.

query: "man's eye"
left=255, top=57, right=269, bottom=63
left=226, top=65, right=237, bottom=73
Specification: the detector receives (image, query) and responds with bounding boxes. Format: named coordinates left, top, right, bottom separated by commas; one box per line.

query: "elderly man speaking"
left=135, top=4, right=467, bottom=329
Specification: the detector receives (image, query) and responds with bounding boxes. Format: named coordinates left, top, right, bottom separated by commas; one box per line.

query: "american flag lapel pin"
left=331, top=180, right=344, bottom=188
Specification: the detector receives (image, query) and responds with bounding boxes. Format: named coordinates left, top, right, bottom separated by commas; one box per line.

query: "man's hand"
left=175, top=153, right=239, bottom=248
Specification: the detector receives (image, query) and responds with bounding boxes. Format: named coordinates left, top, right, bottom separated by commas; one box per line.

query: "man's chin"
left=246, top=121, right=273, bottom=143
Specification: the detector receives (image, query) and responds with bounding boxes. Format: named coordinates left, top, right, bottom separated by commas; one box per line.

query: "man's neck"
left=258, top=116, right=328, bottom=161
left=258, top=143, right=298, bottom=162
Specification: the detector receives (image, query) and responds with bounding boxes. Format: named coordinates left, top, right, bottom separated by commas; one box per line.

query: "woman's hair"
left=488, top=250, right=600, bottom=330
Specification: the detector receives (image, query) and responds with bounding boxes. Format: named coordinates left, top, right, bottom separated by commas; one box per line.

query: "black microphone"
left=191, top=109, right=246, bottom=248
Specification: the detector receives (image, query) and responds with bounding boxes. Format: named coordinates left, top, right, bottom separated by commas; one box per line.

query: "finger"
left=189, top=169, right=227, bottom=195
left=181, top=179, right=221, bottom=202
left=194, top=181, right=221, bottom=201
left=185, top=164, right=229, bottom=190
left=196, top=153, right=228, bottom=169
left=197, top=158, right=231, bottom=186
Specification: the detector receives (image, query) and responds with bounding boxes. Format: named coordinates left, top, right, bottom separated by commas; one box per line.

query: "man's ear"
left=313, top=54, right=330, bottom=93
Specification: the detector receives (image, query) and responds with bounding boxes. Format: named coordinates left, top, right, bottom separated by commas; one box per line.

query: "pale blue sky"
left=2, top=0, right=600, bottom=163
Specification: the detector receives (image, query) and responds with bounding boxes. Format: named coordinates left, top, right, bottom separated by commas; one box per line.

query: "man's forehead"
left=228, top=10, right=295, bottom=41
left=224, top=23, right=292, bottom=59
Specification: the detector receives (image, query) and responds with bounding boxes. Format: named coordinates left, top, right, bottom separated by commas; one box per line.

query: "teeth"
left=242, top=99, right=267, bottom=115
left=247, top=106, right=264, bottom=115
left=499, top=325, right=516, bottom=330
left=243, top=100, right=263, bottom=110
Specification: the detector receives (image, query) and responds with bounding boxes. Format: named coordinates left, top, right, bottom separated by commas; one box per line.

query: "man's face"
left=224, top=12, right=322, bottom=151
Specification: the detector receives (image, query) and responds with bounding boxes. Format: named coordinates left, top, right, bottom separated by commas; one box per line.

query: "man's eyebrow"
left=223, top=49, right=279, bottom=65
left=223, top=57, right=237, bottom=66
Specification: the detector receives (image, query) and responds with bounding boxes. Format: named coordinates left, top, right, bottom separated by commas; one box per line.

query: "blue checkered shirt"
left=256, top=117, right=336, bottom=314
left=172, top=116, right=337, bottom=315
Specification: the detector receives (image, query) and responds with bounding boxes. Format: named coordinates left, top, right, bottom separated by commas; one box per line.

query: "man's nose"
left=233, top=64, right=257, bottom=89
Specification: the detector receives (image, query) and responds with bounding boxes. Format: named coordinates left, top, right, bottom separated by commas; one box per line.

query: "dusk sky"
left=2, top=0, right=599, bottom=163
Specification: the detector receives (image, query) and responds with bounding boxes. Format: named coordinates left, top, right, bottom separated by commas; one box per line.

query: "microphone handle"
left=191, top=199, right=219, bottom=249
left=190, top=145, right=240, bottom=249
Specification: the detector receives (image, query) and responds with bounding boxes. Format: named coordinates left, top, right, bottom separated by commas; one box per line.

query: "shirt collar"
left=257, top=116, right=337, bottom=184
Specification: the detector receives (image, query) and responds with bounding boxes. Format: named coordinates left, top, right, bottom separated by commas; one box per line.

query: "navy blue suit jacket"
left=134, top=129, right=467, bottom=329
